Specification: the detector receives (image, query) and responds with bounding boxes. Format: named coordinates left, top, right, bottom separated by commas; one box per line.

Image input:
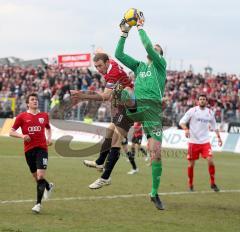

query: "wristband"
left=121, top=32, right=128, bottom=38
left=137, top=25, right=143, bottom=30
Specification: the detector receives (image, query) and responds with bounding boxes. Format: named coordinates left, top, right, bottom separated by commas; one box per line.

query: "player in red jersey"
left=9, top=93, right=53, bottom=213
left=131, top=122, right=148, bottom=161
left=71, top=53, right=135, bottom=189
left=121, top=136, right=139, bottom=174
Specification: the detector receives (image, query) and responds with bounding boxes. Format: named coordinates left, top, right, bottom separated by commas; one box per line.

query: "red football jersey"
left=104, top=59, right=133, bottom=89
left=12, top=111, right=51, bottom=152
left=133, top=122, right=143, bottom=138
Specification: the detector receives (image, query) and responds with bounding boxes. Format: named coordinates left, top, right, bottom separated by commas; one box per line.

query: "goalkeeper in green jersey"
left=115, top=12, right=167, bottom=210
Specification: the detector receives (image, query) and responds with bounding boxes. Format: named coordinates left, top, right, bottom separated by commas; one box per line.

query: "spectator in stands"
left=0, top=63, right=239, bottom=124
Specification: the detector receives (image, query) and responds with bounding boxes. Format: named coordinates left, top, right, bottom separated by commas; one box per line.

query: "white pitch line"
left=1, top=190, right=240, bottom=205
left=0, top=155, right=93, bottom=160
left=0, top=156, right=65, bottom=159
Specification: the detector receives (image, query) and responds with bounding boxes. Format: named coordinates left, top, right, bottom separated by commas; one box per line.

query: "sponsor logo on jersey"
left=139, top=71, right=152, bottom=78
left=196, top=118, right=210, bottom=123
left=28, top=126, right=41, bottom=133
left=38, top=118, right=44, bottom=124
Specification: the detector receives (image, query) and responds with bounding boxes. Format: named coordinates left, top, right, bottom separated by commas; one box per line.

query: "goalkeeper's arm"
left=136, top=13, right=166, bottom=70
left=115, top=20, right=140, bottom=71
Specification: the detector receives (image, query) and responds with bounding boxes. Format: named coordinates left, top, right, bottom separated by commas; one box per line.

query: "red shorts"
left=187, top=143, right=213, bottom=160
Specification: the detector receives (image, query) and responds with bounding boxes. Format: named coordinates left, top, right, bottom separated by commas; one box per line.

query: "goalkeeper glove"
left=119, top=19, right=132, bottom=38
left=137, top=11, right=145, bottom=29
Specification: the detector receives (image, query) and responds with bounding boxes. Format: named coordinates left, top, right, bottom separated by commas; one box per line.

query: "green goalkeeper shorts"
left=127, top=99, right=163, bottom=142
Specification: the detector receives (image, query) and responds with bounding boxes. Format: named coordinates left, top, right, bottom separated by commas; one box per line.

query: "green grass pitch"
left=0, top=136, right=240, bottom=232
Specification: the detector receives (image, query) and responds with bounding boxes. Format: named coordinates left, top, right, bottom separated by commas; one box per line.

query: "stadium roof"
left=0, top=57, right=23, bottom=66
left=0, top=57, right=48, bottom=67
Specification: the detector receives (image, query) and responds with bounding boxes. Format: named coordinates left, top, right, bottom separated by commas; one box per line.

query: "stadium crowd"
left=0, top=64, right=239, bottom=126
left=165, top=70, right=240, bottom=125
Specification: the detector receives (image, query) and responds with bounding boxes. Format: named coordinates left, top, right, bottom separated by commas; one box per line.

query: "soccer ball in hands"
left=124, top=8, right=140, bottom=26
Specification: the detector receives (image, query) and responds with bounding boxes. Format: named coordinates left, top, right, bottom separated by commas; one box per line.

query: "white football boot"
left=83, top=160, right=104, bottom=171
left=89, top=178, right=111, bottom=189
left=127, top=169, right=139, bottom=175
left=43, top=182, right=54, bottom=200
left=32, top=203, right=41, bottom=213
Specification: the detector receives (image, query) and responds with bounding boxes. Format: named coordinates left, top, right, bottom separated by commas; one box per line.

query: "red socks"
left=188, top=164, right=216, bottom=187
left=188, top=166, right=194, bottom=187
left=208, top=164, right=215, bottom=185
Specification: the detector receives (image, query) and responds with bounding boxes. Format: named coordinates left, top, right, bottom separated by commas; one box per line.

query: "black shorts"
left=132, top=136, right=142, bottom=145
left=112, top=106, right=134, bottom=132
left=25, top=147, right=48, bottom=173
left=121, top=137, right=128, bottom=146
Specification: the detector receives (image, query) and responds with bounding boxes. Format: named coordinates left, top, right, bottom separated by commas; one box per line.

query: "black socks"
left=140, top=147, right=148, bottom=157
left=96, top=138, right=112, bottom=165
left=101, top=147, right=120, bottom=180
left=44, top=179, right=50, bottom=191
left=127, top=151, right=137, bottom=170
left=37, top=179, right=46, bottom=204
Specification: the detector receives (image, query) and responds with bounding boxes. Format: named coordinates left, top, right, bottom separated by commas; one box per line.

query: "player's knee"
left=188, top=160, right=195, bottom=167
left=129, top=152, right=135, bottom=159
left=37, top=175, right=44, bottom=181
left=37, top=179, right=46, bottom=192
left=36, top=172, right=45, bottom=180
left=112, top=141, right=122, bottom=148
left=106, top=123, right=115, bottom=136
left=111, top=138, right=122, bottom=148
left=208, top=159, right=214, bottom=166
left=150, top=150, right=161, bottom=161
left=131, top=147, right=135, bottom=154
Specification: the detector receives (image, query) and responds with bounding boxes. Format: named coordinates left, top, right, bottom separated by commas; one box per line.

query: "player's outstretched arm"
left=70, top=88, right=112, bottom=103
left=136, top=15, right=166, bottom=71
left=115, top=20, right=140, bottom=71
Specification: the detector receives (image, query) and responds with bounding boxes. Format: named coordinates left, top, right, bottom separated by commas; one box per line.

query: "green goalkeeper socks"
left=151, top=160, right=162, bottom=197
